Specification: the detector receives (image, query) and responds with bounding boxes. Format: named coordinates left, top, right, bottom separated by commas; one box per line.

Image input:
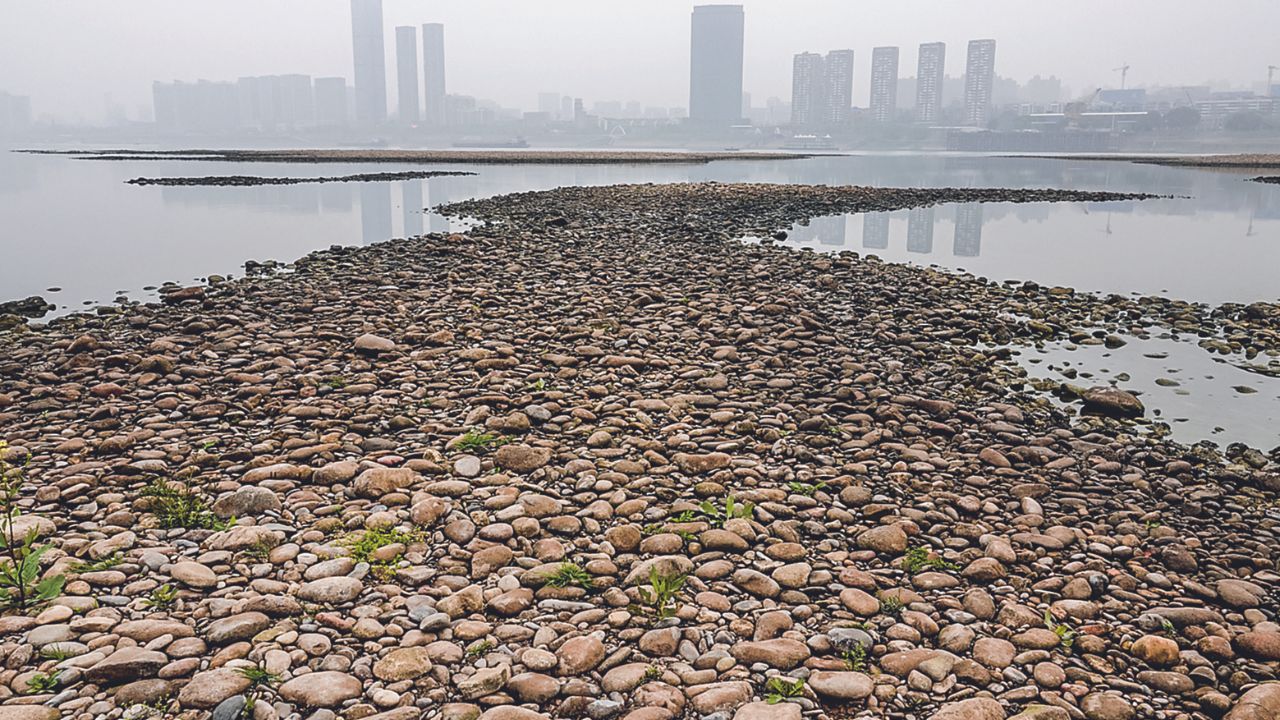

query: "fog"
left=2, top=0, right=1278, bottom=124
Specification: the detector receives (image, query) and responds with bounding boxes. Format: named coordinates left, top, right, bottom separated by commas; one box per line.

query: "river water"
left=2, top=149, right=1277, bottom=450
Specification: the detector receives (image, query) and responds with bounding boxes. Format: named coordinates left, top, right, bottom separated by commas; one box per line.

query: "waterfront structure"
left=422, top=23, right=446, bottom=125
left=790, top=52, right=826, bottom=126
left=963, top=39, right=997, bottom=127
left=395, top=26, right=420, bottom=124
left=823, top=50, right=855, bottom=123
left=915, top=42, right=946, bottom=123
left=689, top=4, right=744, bottom=125
left=870, top=46, right=900, bottom=123
left=350, top=0, right=387, bottom=125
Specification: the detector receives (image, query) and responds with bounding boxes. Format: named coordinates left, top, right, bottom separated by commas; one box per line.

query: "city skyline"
left=4, top=1, right=1279, bottom=124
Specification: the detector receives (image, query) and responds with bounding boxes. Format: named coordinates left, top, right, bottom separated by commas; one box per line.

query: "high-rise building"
left=915, top=42, right=945, bottom=123
left=315, top=77, right=349, bottom=127
left=538, top=92, right=561, bottom=120
left=869, top=46, right=900, bottom=123
left=790, top=52, right=825, bottom=126
left=560, top=95, right=574, bottom=122
left=689, top=5, right=744, bottom=125
left=823, top=50, right=855, bottom=123
left=395, top=26, right=420, bottom=124
left=422, top=23, right=446, bottom=125
left=963, top=39, right=996, bottom=127
left=350, top=0, right=387, bottom=125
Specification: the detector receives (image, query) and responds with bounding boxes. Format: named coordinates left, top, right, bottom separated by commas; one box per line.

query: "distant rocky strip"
left=125, top=170, right=477, bottom=188
left=0, top=182, right=1278, bottom=720
left=1021, top=153, right=1280, bottom=170
left=21, top=148, right=811, bottom=165
left=1249, top=176, right=1280, bottom=185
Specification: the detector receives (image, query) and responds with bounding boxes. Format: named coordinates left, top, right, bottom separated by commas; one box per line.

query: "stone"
left=212, top=485, right=281, bottom=518
left=857, top=524, right=908, bottom=554
left=298, top=576, right=363, bottom=604
left=355, top=333, right=396, bottom=354
left=1131, top=634, right=1180, bottom=667
left=729, top=639, right=809, bottom=669
left=177, top=667, right=253, bottom=709
left=1226, top=683, right=1280, bottom=720
left=373, top=646, right=433, bottom=681
left=278, top=671, right=362, bottom=707
left=1081, top=693, right=1135, bottom=720
left=495, top=444, right=552, bottom=472
left=734, top=701, right=801, bottom=720
left=84, top=647, right=168, bottom=685
left=1081, top=387, right=1144, bottom=417
left=170, top=560, right=219, bottom=589
left=557, top=635, right=606, bottom=675
left=929, top=698, right=1007, bottom=720
left=808, top=671, right=874, bottom=701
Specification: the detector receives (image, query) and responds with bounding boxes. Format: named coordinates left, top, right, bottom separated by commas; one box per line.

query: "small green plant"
left=641, top=522, right=665, bottom=536
left=143, top=583, right=179, bottom=609
left=236, top=663, right=280, bottom=716
left=24, top=671, right=58, bottom=694
left=787, top=481, right=827, bottom=497
left=526, top=378, right=548, bottom=392
left=339, top=526, right=420, bottom=581
left=671, top=509, right=697, bottom=523
left=841, top=643, right=868, bottom=671
left=1044, top=609, right=1077, bottom=648
left=636, top=566, right=687, bottom=620
left=902, top=546, right=956, bottom=574
left=879, top=594, right=904, bottom=615
left=322, top=376, right=347, bottom=390
left=0, top=442, right=67, bottom=611
left=39, top=645, right=73, bottom=661
left=198, top=439, right=220, bottom=453
left=545, top=562, right=593, bottom=589
left=245, top=538, right=275, bottom=561
left=71, top=552, right=123, bottom=574
left=1158, top=616, right=1176, bottom=635
left=643, top=664, right=662, bottom=682
left=764, top=676, right=806, bottom=704
left=141, top=478, right=226, bottom=531
left=697, top=495, right=754, bottom=528
left=466, top=639, right=494, bottom=659
left=454, top=430, right=507, bottom=453
left=236, top=664, right=281, bottom=688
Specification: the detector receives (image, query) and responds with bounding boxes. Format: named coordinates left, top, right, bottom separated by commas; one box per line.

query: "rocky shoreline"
left=124, top=171, right=476, bottom=188
left=1249, top=176, right=1280, bottom=185
left=0, top=182, right=1277, bottom=720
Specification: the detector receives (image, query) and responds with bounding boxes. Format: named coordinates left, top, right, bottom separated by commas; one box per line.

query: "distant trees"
left=1163, top=106, right=1201, bottom=130
left=1224, top=111, right=1266, bottom=132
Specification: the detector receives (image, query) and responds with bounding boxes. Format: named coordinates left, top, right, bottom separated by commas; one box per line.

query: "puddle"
left=1003, top=334, right=1280, bottom=451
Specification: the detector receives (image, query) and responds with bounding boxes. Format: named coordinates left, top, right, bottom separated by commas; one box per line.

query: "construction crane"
left=1113, top=63, right=1131, bottom=90
left=1064, top=88, right=1101, bottom=127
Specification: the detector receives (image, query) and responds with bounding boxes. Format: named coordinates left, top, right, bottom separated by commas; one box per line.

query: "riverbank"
left=1018, top=152, right=1280, bottom=170
left=21, top=148, right=813, bottom=165
left=0, top=183, right=1276, bottom=720
left=124, top=170, right=476, bottom=187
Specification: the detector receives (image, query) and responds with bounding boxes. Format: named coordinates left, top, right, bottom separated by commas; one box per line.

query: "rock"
left=557, top=635, right=606, bottom=676
left=373, top=646, right=433, bottom=681
left=1238, top=632, right=1280, bottom=661
left=674, top=452, right=732, bottom=474
left=1131, top=634, right=1180, bottom=667
left=729, top=639, right=809, bottom=669
left=355, top=333, right=396, bottom=354
left=857, top=524, right=908, bottom=554
left=459, top=666, right=510, bottom=699
left=298, top=576, right=363, bottom=604
left=479, top=708, right=550, bottom=720
left=1082, top=693, right=1135, bottom=720
left=1226, top=683, right=1280, bottom=720
left=278, top=671, right=362, bottom=707
left=929, top=698, right=1006, bottom=720
left=0, top=709, right=60, bottom=720
left=734, top=701, right=801, bottom=720
left=205, top=611, right=271, bottom=644
left=808, top=670, right=874, bottom=701
left=212, top=486, right=281, bottom=518
left=495, top=444, right=552, bottom=472
left=85, top=647, right=168, bottom=685
left=1081, top=387, right=1144, bottom=418
left=170, top=560, right=219, bottom=589
left=177, top=667, right=252, bottom=708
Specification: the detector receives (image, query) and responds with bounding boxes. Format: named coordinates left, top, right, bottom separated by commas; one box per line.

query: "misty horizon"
left=3, top=0, right=1278, bottom=124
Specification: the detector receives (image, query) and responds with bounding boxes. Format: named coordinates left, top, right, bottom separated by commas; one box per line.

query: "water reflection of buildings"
left=907, top=207, right=934, bottom=254
left=862, top=213, right=889, bottom=249
left=801, top=202, right=986, bottom=258
left=953, top=204, right=982, bottom=257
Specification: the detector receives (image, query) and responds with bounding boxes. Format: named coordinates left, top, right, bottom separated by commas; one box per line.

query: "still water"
left=2, top=149, right=1278, bottom=449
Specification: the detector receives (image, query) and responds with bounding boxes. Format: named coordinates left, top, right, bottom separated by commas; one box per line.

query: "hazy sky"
left=2, top=0, right=1278, bottom=122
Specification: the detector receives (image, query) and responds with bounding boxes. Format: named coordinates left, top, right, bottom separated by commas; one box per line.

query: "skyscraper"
left=869, top=46, right=900, bottom=123
left=963, top=39, right=997, bottom=127
left=350, top=0, right=387, bottom=125
left=915, top=42, right=946, bottom=124
left=422, top=23, right=446, bottom=125
left=538, top=92, right=561, bottom=119
left=790, top=52, right=825, bottom=126
left=823, top=50, right=855, bottom=124
left=689, top=5, right=744, bottom=125
left=395, top=26, right=420, bottom=124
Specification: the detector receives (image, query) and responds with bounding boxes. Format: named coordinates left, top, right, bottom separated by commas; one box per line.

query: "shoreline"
left=0, top=182, right=1277, bottom=720
left=1009, top=152, right=1280, bottom=169
left=124, top=170, right=476, bottom=187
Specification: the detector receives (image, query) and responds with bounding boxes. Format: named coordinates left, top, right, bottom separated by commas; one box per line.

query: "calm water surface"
left=2, top=149, right=1277, bottom=450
